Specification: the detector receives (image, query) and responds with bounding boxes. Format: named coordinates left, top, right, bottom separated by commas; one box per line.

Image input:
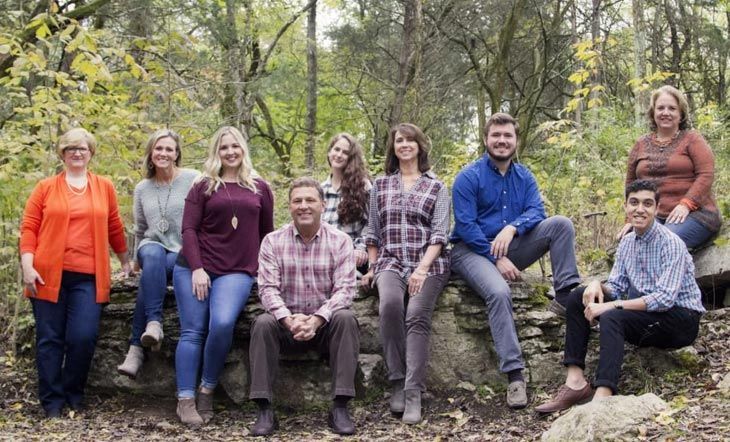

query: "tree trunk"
left=632, top=0, right=647, bottom=126
left=387, top=0, right=422, bottom=130
left=305, top=0, right=317, bottom=172
left=489, top=0, right=528, bottom=113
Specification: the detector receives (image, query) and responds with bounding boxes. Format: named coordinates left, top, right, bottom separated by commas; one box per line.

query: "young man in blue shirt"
left=451, top=112, right=581, bottom=409
left=535, top=179, right=705, bottom=413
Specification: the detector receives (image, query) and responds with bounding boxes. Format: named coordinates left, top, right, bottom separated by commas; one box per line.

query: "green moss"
left=674, top=350, right=702, bottom=372
left=525, top=284, right=551, bottom=307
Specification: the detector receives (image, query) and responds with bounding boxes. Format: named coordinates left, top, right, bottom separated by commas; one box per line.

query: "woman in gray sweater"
left=118, top=129, right=198, bottom=378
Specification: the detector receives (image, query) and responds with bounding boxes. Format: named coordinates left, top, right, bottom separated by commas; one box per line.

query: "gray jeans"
left=450, top=215, right=581, bottom=373
left=376, top=270, right=450, bottom=392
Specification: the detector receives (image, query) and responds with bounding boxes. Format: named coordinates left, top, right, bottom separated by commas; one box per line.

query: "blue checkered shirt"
left=606, top=221, right=705, bottom=313
left=320, top=176, right=370, bottom=252
left=365, top=171, right=450, bottom=277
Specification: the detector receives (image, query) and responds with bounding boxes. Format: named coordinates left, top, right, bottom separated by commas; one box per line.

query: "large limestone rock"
left=89, top=273, right=565, bottom=406
left=541, top=393, right=668, bottom=442
left=693, top=224, right=730, bottom=308
left=89, top=274, right=726, bottom=407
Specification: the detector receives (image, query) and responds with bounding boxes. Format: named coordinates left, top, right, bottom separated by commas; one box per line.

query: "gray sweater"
left=133, top=168, right=199, bottom=256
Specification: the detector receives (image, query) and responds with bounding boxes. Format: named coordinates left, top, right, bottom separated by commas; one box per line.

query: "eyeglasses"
left=63, top=146, right=90, bottom=154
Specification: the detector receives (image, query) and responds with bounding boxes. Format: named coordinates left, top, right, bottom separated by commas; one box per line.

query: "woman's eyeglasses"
left=63, top=146, right=90, bottom=154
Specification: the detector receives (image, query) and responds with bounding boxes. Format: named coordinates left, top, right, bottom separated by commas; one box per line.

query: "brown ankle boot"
left=177, top=398, right=204, bottom=425
left=196, top=391, right=214, bottom=424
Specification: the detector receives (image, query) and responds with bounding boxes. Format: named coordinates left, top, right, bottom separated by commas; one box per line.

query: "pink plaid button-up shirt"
left=258, top=222, right=356, bottom=322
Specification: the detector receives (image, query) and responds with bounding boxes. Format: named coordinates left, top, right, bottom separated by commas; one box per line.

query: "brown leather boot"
left=196, top=391, right=214, bottom=424
left=177, top=398, right=204, bottom=425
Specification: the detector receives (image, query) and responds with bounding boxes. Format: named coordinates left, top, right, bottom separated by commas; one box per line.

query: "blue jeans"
left=173, top=265, right=254, bottom=398
left=130, top=244, right=177, bottom=346
left=659, top=216, right=715, bottom=250
left=31, top=271, right=102, bottom=412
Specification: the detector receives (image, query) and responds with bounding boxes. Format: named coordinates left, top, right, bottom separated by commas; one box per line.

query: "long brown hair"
left=328, top=133, right=370, bottom=225
left=384, top=123, right=431, bottom=174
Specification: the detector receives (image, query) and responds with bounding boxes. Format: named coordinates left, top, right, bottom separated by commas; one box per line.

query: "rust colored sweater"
left=626, top=130, right=721, bottom=232
left=20, top=172, right=128, bottom=303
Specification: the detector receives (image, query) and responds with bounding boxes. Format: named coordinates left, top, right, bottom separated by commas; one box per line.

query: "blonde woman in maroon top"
left=618, top=85, right=721, bottom=249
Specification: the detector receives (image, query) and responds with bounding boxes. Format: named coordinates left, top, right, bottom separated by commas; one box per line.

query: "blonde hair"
left=200, top=126, right=258, bottom=195
left=142, top=129, right=182, bottom=178
left=56, top=127, right=97, bottom=158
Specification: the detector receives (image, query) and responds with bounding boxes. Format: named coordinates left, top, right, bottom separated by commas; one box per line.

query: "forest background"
left=0, top=0, right=727, bottom=352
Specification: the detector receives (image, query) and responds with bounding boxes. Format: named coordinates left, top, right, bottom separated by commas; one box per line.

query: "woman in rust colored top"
left=20, top=128, right=131, bottom=418
left=618, top=85, right=721, bottom=249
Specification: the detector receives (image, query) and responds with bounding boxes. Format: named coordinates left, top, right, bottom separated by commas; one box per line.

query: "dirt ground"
left=1, top=311, right=729, bottom=441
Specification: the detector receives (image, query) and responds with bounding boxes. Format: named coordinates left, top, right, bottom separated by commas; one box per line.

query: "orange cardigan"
left=20, top=172, right=128, bottom=303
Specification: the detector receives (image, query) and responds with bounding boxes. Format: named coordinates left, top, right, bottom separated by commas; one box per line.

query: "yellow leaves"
left=35, top=23, right=52, bottom=39
left=627, top=71, right=676, bottom=92
left=568, top=71, right=589, bottom=85
left=439, top=409, right=471, bottom=427
left=0, top=44, right=10, bottom=55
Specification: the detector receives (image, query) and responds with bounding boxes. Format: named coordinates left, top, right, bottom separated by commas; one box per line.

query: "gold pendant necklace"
left=222, top=182, right=239, bottom=230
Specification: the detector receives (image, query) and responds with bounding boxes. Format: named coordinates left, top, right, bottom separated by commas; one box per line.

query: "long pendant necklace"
left=222, top=182, right=239, bottom=230
left=155, top=178, right=174, bottom=233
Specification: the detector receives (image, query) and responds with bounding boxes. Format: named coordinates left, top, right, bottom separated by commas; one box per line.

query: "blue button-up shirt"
left=451, top=156, right=546, bottom=262
left=607, top=220, right=705, bottom=313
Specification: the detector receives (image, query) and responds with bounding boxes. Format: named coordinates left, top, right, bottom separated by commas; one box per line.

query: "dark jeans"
left=31, top=271, right=102, bottom=412
left=563, top=286, right=701, bottom=394
left=248, top=310, right=360, bottom=401
left=130, top=244, right=177, bottom=346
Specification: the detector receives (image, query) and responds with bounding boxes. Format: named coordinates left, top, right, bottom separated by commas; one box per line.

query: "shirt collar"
left=293, top=223, right=323, bottom=242
left=634, top=220, right=659, bottom=242
left=484, top=156, right=512, bottom=175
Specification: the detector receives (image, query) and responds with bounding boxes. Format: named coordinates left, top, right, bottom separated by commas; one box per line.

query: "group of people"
left=20, top=85, right=719, bottom=434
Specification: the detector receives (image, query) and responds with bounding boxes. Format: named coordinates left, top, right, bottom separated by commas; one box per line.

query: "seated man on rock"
left=248, top=177, right=360, bottom=436
left=450, top=112, right=581, bottom=409
left=536, top=179, right=705, bottom=414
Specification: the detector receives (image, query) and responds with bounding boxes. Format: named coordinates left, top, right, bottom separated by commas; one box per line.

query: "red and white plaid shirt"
left=258, top=222, right=356, bottom=322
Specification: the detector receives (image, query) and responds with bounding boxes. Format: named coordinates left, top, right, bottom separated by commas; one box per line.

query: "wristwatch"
left=614, top=299, right=624, bottom=310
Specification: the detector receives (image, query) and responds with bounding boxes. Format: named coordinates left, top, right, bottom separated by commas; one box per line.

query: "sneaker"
left=534, top=383, right=593, bottom=414
left=506, top=380, right=528, bottom=409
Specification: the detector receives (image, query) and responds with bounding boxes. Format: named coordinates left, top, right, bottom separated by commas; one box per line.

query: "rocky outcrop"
left=541, top=393, right=668, bottom=441
left=89, top=273, right=726, bottom=408
left=89, top=273, right=564, bottom=406
left=693, top=224, right=730, bottom=308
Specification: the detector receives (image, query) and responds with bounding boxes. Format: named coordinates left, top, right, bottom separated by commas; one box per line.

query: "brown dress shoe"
left=251, top=408, right=278, bottom=436
left=535, top=384, right=592, bottom=414
left=328, top=407, right=355, bottom=435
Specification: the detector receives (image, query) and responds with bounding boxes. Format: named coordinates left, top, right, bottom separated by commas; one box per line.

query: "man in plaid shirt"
left=248, top=177, right=359, bottom=436
left=536, top=179, right=705, bottom=414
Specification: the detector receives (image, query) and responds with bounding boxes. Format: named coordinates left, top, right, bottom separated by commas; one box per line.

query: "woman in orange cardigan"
left=20, top=127, right=131, bottom=418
